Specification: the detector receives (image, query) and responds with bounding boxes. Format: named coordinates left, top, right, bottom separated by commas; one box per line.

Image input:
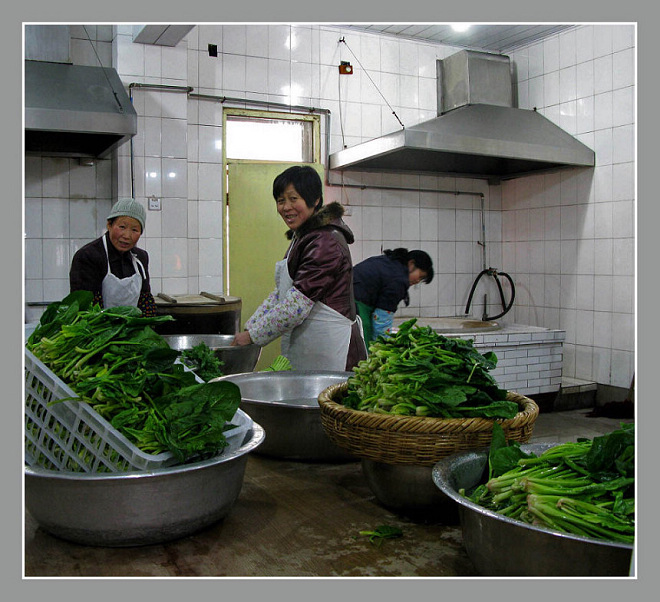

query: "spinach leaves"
left=343, top=318, right=517, bottom=419
left=27, top=292, right=242, bottom=465
left=180, top=342, right=225, bottom=382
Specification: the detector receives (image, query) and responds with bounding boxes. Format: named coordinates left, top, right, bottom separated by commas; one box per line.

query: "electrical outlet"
left=339, top=61, right=353, bottom=75
left=148, top=197, right=161, bottom=211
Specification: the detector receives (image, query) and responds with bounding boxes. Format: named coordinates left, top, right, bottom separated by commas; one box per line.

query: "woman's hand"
left=232, top=330, right=253, bottom=346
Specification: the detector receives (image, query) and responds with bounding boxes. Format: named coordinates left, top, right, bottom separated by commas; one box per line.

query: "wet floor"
left=23, top=409, right=633, bottom=578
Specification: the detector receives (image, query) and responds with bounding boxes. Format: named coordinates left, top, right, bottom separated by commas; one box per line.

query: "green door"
left=226, top=162, right=324, bottom=370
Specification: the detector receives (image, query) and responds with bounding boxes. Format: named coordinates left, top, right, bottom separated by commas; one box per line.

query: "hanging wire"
left=338, top=36, right=405, bottom=130
left=340, top=171, right=352, bottom=207
left=337, top=49, right=348, bottom=149
left=82, top=25, right=124, bottom=112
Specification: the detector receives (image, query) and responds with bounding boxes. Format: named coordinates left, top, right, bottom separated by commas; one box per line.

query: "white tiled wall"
left=23, top=23, right=635, bottom=390
left=504, top=25, right=635, bottom=389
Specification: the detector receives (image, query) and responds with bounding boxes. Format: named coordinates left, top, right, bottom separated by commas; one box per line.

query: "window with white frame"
left=225, top=111, right=318, bottom=162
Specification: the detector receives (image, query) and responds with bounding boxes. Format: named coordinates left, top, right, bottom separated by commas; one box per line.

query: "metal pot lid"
left=155, top=292, right=241, bottom=306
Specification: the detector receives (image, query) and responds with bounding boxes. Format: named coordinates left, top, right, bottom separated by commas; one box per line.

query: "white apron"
left=276, top=256, right=353, bottom=371
left=101, top=235, right=145, bottom=308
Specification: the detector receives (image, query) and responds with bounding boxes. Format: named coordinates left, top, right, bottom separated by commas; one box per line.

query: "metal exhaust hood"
left=329, top=50, right=595, bottom=182
left=24, top=59, right=137, bottom=159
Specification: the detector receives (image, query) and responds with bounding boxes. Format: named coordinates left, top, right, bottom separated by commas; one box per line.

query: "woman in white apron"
left=69, top=198, right=157, bottom=317
left=232, top=166, right=367, bottom=371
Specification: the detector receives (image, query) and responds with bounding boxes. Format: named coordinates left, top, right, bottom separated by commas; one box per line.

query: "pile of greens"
left=265, top=355, right=293, bottom=371
left=462, top=422, right=635, bottom=543
left=343, top=318, right=517, bottom=419
left=26, top=291, right=242, bottom=467
left=180, top=342, right=225, bottom=382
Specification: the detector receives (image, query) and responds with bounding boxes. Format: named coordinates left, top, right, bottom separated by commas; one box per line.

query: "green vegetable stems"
left=464, top=423, right=635, bottom=544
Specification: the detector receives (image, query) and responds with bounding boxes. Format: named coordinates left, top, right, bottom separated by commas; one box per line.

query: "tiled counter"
left=395, top=319, right=566, bottom=397
left=449, top=324, right=565, bottom=396
left=445, top=324, right=566, bottom=395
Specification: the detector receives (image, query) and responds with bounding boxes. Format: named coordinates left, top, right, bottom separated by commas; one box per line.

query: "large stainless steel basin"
left=213, top=371, right=356, bottom=461
left=24, top=423, right=265, bottom=547
left=432, top=443, right=634, bottom=576
left=162, top=334, right=261, bottom=375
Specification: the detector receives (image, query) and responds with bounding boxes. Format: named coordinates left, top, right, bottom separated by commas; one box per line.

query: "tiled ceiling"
left=333, top=23, right=576, bottom=54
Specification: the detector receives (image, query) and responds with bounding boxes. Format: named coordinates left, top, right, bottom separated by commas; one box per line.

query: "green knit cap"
left=107, top=198, right=146, bottom=231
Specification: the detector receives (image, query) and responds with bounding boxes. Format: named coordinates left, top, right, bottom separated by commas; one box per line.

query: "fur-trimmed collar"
left=285, top=201, right=346, bottom=240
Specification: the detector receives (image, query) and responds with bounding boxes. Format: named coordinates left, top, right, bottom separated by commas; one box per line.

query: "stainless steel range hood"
left=329, top=50, right=595, bottom=182
left=25, top=59, right=137, bottom=159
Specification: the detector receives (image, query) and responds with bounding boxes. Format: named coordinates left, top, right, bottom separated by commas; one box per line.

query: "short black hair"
left=384, top=248, right=434, bottom=284
left=272, top=166, right=323, bottom=210
left=408, top=250, right=434, bottom=284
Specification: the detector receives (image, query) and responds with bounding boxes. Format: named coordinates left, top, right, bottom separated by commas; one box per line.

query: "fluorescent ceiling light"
left=451, top=23, right=471, bottom=32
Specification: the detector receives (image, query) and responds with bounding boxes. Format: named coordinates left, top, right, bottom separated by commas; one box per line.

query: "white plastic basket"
left=24, top=347, right=252, bottom=473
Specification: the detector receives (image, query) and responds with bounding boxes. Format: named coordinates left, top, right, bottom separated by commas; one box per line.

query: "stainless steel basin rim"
left=24, top=423, right=265, bottom=480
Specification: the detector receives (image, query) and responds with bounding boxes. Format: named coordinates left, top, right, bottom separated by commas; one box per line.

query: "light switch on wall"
left=148, top=197, right=161, bottom=211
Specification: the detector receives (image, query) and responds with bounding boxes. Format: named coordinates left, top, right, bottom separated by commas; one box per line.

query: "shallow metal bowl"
left=432, top=443, right=634, bottom=576
left=162, top=334, right=261, bottom=375
left=212, top=371, right=356, bottom=461
left=24, top=423, right=265, bottom=547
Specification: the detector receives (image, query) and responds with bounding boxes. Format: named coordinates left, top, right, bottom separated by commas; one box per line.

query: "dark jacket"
left=353, top=254, right=410, bottom=312
left=69, top=232, right=156, bottom=316
left=285, top=201, right=366, bottom=369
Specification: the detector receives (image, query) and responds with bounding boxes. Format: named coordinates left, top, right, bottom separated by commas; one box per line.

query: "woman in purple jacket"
left=232, top=166, right=367, bottom=371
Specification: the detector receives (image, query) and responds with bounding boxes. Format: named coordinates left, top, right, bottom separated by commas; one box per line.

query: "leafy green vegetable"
left=26, top=295, right=242, bottom=468
left=462, top=424, right=635, bottom=543
left=265, top=355, right=292, bottom=371
left=487, top=422, right=536, bottom=480
left=180, top=342, right=225, bottom=382
left=145, top=380, right=241, bottom=463
left=342, top=318, right=517, bottom=419
left=358, top=525, right=403, bottom=547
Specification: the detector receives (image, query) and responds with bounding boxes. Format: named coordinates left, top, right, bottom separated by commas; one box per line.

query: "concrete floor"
left=23, top=409, right=633, bottom=578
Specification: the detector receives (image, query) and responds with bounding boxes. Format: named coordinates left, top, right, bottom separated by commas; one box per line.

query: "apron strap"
left=103, top=234, right=144, bottom=279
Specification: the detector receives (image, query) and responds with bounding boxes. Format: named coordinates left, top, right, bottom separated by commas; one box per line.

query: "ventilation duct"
left=24, top=26, right=137, bottom=159
left=329, top=50, right=595, bottom=182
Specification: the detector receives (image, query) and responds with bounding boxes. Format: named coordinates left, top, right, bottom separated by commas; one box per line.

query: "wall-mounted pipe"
left=127, top=82, right=487, bottom=202
left=464, top=268, right=516, bottom=321
left=189, top=92, right=333, bottom=189
left=129, top=83, right=333, bottom=196
left=128, top=83, right=194, bottom=199
left=326, top=180, right=484, bottom=198
left=461, top=193, right=516, bottom=321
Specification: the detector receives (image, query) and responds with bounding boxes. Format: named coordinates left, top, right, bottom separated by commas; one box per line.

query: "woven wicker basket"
left=318, top=382, right=539, bottom=466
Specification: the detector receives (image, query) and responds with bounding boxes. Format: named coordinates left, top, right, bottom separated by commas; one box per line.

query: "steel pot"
left=162, top=334, right=261, bottom=375
left=361, top=459, right=458, bottom=522
left=213, top=371, right=357, bottom=461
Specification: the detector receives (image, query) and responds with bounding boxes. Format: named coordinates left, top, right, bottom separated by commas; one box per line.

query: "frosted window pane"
left=226, top=119, right=310, bottom=161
